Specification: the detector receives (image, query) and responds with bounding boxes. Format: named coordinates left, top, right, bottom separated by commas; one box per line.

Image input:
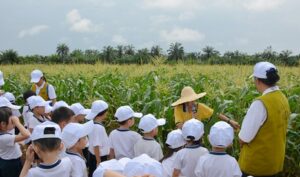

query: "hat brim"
left=85, top=111, right=98, bottom=120
left=80, top=120, right=94, bottom=137
left=171, top=92, right=207, bottom=106
left=157, top=118, right=166, bottom=126
left=8, top=104, right=21, bottom=110
left=79, top=109, right=91, bottom=116
left=30, top=77, right=41, bottom=83
left=133, top=112, right=143, bottom=118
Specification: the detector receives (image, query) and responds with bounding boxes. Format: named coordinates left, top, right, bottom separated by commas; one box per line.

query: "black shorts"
left=0, top=157, right=22, bottom=177
left=88, top=151, right=108, bottom=177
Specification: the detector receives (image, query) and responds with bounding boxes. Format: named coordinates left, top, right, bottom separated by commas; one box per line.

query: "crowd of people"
left=0, top=61, right=290, bottom=177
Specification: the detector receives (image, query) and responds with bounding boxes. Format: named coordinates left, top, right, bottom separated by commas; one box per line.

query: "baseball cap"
left=27, top=96, right=47, bottom=109
left=30, top=69, right=43, bottom=83
left=62, top=121, right=93, bottom=149
left=182, top=118, right=204, bottom=141
left=85, top=100, right=108, bottom=120
left=209, top=121, right=234, bottom=148
left=52, top=101, right=69, bottom=111
left=70, top=103, right=91, bottom=117
left=0, top=71, right=4, bottom=86
left=166, top=129, right=186, bottom=149
left=31, top=123, right=62, bottom=141
left=138, top=114, right=166, bottom=133
left=114, top=105, right=142, bottom=122
left=0, top=96, right=21, bottom=110
left=252, top=61, right=277, bottom=79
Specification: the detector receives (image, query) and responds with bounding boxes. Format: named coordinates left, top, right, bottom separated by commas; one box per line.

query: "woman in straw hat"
left=171, top=86, right=213, bottom=128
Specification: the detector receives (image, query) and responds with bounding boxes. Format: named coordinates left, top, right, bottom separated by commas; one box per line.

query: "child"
left=173, top=118, right=208, bottom=177
left=161, top=129, right=186, bottom=177
left=109, top=105, right=143, bottom=160
left=3, top=92, right=22, bottom=118
left=20, top=123, right=72, bottom=177
left=51, top=106, right=75, bottom=130
left=194, top=121, right=242, bottom=177
left=22, top=90, right=36, bottom=128
left=70, top=103, right=90, bottom=123
left=27, top=96, right=50, bottom=132
left=0, top=107, right=30, bottom=177
left=134, top=114, right=165, bottom=160
left=86, top=100, right=110, bottom=177
left=62, top=121, right=94, bottom=177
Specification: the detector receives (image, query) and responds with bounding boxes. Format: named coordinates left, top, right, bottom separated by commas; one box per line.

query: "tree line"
left=0, top=43, right=299, bottom=66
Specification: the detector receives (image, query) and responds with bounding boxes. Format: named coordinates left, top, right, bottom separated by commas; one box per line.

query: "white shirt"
left=26, top=157, right=72, bottom=177
left=0, top=132, right=22, bottom=159
left=173, top=145, right=208, bottom=177
left=88, top=122, right=110, bottom=156
left=34, top=81, right=57, bottom=100
left=134, top=137, right=163, bottom=161
left=194, top=152, right=242, bottom=177
left=239, top=86, right=279, bottom=143
left=66, top=151, right=87, bottom=177
left=28, top=114, right=49, bottom=130
left=22, top=105, right=33, bottom=127
left=109, top=129, right=141, bottom=159
left=162, top=152, right=186, bottom=177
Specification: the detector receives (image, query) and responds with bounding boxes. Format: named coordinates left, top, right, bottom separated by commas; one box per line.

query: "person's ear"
left=0, top=121, right=7, bottom=129
left=59, top=142, right=64, bottom=151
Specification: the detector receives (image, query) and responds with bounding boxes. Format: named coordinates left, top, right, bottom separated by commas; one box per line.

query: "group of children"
left=0, top=87, right=243, bottom=177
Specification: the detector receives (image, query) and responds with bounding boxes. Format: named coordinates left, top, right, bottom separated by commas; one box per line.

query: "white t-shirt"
left=0, top=132, right=22, bottom=159
left=173, top=145, right=208, bottom=177
left=194, top=152, right=242, bottom=177
left=109, top=129, right=141, bottom=159
left=66, top=151, right=87, bottom=177
left=28, top=115, right=49, bottom=130
left=34, top=81, right=57, bottom=100
left=88, top=122, right=110, bottom=156
left=26, top=157, right=72, bottom=177
left=239, top=86, right=279, bottom=143
left=134, top=137, right=163, bottom=161
left=22, top=105, right=33, bottom=127
left=162, top=152, right=186, bottom=177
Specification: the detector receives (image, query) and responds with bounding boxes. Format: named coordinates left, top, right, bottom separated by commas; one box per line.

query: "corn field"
left=1, top=64, right=300, bottom=176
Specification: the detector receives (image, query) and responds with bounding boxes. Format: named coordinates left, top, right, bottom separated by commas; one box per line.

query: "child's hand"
left=25, top=145, right=35, bottom=163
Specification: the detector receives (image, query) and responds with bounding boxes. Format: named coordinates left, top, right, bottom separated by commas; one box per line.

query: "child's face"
left=75, top=115, right=85, bottom=123
left=77, top=136, right=88, bottom=149
left=152, top=127, right=158, bottom=136
left=128, top=118, right=135, bottom=127
left=34, top=106, right=45, bottom=115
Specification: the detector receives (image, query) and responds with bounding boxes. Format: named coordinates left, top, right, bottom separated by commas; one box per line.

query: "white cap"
left=3, top=92, right=16, bottom=103
left=209, top=121, right=234, bottom=148
left=70, top=103, right=91, bottom=117
left=52, top=101, right=69, bottom=111
left=30, top=69, right=43, bottom=83
left=138, top=114, right=166, bottom=133
left=253, top=61, right=277, bottom=79
left=0, top=71, right=4, bottom=86
left=182, top=118, right=204, bottom=141
left=85, top=100, right=108, bottom=120
left=114, top=105, right=142, bottom=122
left=45, top=104, right=53, bottom=114
left=27, top=96, right=46, bottom=109
left=62, top=121, right=93, bottom=149
left=0, top=96, right=21, bottom=110
left=123, top=154, right=163, bottom=177
left=166, top=129, right=186, bottom=149
left=31, top=123, right=62, bottom=141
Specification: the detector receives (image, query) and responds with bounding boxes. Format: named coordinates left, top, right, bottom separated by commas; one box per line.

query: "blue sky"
left=0, top=0, right=299, bottom=55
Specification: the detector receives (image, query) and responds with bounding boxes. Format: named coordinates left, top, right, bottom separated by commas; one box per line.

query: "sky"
left=0, top=0, right=300, bottom=55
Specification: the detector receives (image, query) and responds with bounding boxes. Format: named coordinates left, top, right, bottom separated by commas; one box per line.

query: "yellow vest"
left=239, top=90, right=290, bottom=176
left=31, top=82, right=49, bottom=101
left=174, top=103, right=214, bottom=123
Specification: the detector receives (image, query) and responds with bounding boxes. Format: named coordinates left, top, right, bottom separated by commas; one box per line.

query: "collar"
left=66, top=151, right=85, bottom=160
left=117, top=128, right=130, bottom=132
left=94, top=121, right=104, bottom=126
left=209, top=151, right=227, bottom=155
left=33, top=115, right=47, bottom=123
left=185, top=144, right=201, bottom=149
left=143, top=137, right=155, bottom=141
left=0, top=132, right=12, bottom=136
left=36, top=81, right=46, bottom=90
left=38, top=159, right=61, bottom=169
left=262, top=86, right=279, bottom=95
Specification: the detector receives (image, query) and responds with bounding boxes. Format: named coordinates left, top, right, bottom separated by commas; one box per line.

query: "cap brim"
left=79, top=109, right=91, bottom=115
left=85, top=112, right=97, bottom=120
left=171, top=92, right=207, bottom=106
left=157, top=118, right=166, bottom=126
left=133, top=112, right=143, bottom=118
left=8, top=104, right=21, bottom=110
left=80, top=120, right=94, bottom=137
left=30, top=77, right=41, bottom=83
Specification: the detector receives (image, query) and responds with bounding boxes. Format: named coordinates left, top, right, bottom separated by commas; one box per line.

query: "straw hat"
left=171, top=86, right=206, bottom=106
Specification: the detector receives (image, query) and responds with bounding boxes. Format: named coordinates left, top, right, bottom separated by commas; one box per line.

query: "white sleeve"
left=93, top=167, right=105, bottom=177
left=239, top=100, right=267, bottom=143
left=232, top=158, right=242, bottom=177
left=108, top=132, right=114, bottom=149
left=1, top=134, right=16, bottom=147
left=28, top=117, right=39, bottom=129
left=173, top=151, right=182, bottom=170
left=48, top=84, right=57, bottom=99
left=91, top=127, right=102, bottom=147
left=194, top=157, right=205, bottom=177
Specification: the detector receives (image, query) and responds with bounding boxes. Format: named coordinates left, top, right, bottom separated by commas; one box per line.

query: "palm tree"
left=202, top=46, right=220, bottom=60
left=124, top=45, right=135, bottom=55
left=167, top=42, right=184, bottom=61
left=136, top=48, right=150, bottom=64
left=0, top=49, right=19, bottom=64
left=56, top=43, right=69, bottom=63
left=102, top=46, right=115, bottom=63
left=116, top=45, right=124, bottom=58
left=150, top=45, right=162, bottom=57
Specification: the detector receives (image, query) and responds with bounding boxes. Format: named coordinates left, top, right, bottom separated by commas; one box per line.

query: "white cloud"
left=142, top=0, right=201, bottom=10
left=66, top=9, right=101, bottom=33
left=112, top=35, right=128, bottom=45
left=150, top=15, right=172, bottom=25
left=241, top=0, right=285, bottom=11
left=160, top=28, right=205, bottom=42
left=178, top=12, right=195, bottom=21
left=18, top=25, right=48, bottom=38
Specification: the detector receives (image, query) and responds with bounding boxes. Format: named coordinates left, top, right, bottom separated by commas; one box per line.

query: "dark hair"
left=160, top=145, right=183, bottom=162
left=33, top=138, right=61, bottom=152
left=0, top=107, right=12, bottom=124
left=117, top=118, right=132, bottom=125
left=258, top=68, right=280, bottom=86
left=96, top=109, right=108, bottom=117
left=51, top=107, right=74, bottom=124
left=23, top=90, right=36, bottom=102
